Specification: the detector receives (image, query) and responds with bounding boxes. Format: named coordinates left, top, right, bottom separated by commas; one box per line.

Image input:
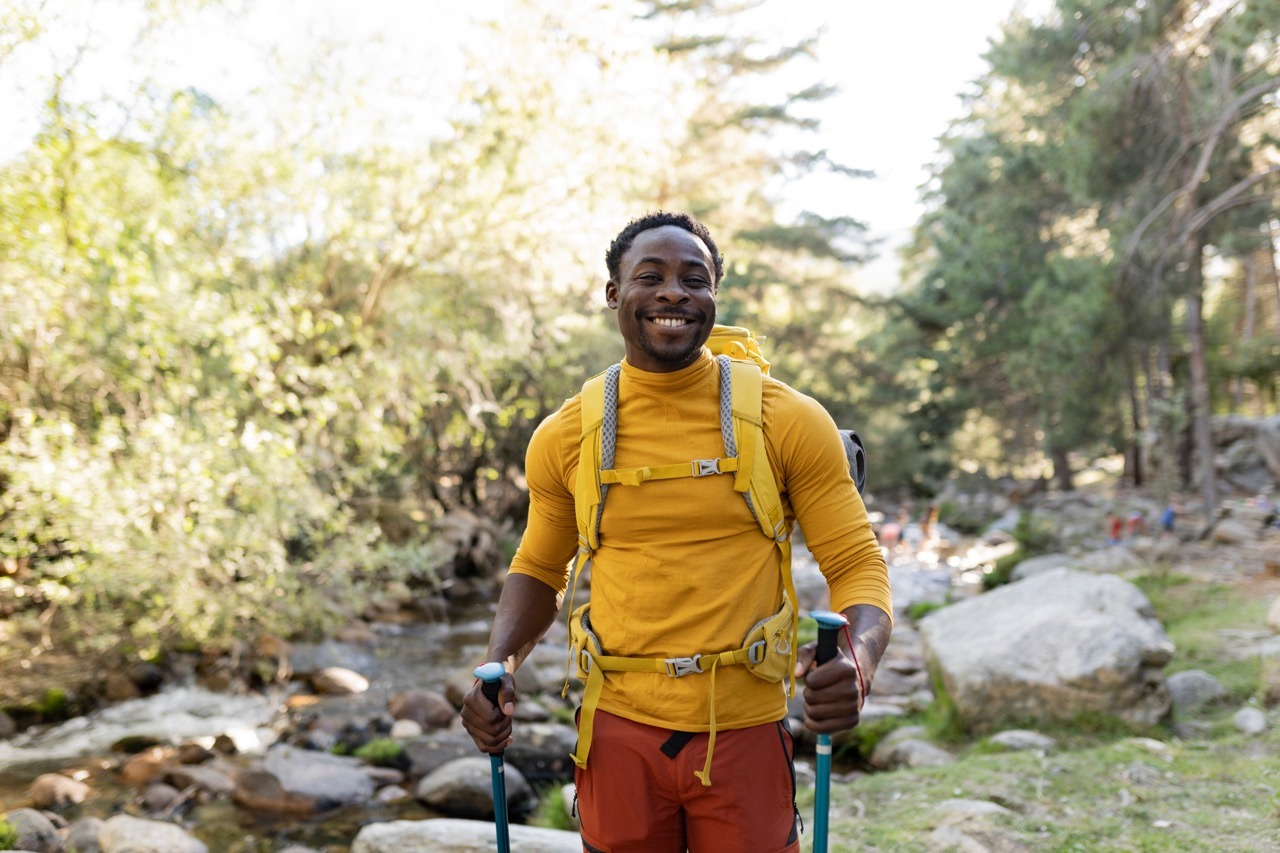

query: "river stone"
left=352, top=818, right=581, bottom=852
left=1076, top=546, right=1143, bottom=574
left=104, top=672, right=142, bottom=702
left=312, top=666, right=369, bottom=695
left=99, top=814, right=208, bottom=853
left=141, top=782, right=183, bottom=812
left=1212, top=518, right=1257, bottom=545
left=388, top=689, right=455, bottom=728
left=233, top=769, right=324, bottom=816
left=66, top=816, right=105, bottom=853
left=503, top=722, right=578, bottom=784
left=260, top=744, right=375, bottom=807
left=3, top=808, right=62, bottom=853
left=165, top=762, right=235, bottom=795
left=1166, top=669, right=1226, bottom=715
left=118, top=749, right=170, bottom=786
left=416, top=757, right=532, bottom=819
left=404, top=730, right=480, bottom=778
left=390, top=719, right=423, bottom=739
left=0, top=710, right=14, bottom=737
left=29, top=772, right=89, bottom=808
left=919, top=568, right=1174, bottom=731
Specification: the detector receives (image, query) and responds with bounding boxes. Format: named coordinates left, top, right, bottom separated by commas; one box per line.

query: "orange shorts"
left=573, top=710, right=801, bottom=853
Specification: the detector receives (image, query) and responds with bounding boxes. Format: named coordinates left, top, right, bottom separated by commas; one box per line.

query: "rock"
left=165, top=762, right=235, bottom=796
left=919, top=568, right=1174, bottom=731
left=66, top=816, right=105, bottom=853
left=934, top=798, right=1013, bottom=817
left=1076, top=546, right=1144, bottom=574
left=103, top=672, right=142, bottom=702
left=352, top=818, right=582, bottom=852
left=374, top=784, right=413, bottom=803
left=1011, top=553, right=1076, bottom=581
left=390, top=719, right=424, bottom=739
left=1234, top=707, right=1267, bottom=735
left=29, top=772, right=89, bottom=808
left=233, top=744, right=375, bottom=816
left=334, top=621, right=378, bottom=643
left=98, top=813, right=208, bottom=852
left=118, top=749, right=170, bottom=786
left=1267, top=596, right=1280, bottom=633
left=416, top=757, right=533, bottom=819
left=869, top=737, right=955, bottom=770
left=312, top=666, right=369, bottom=695
left=125, top=662, right=166, bottom=693
left=141, top=782, right=183, bottom=812
left=388, top=689, right=455, bottom=728
left=503, top=723, right=579, bottom=785
left=561, top=783, right=580, bottom=830
left=0, top=710, right=14, bottom=737
left=1211, top=518, right=1257, bottom=545
left=3, top=807, right=63, bottom=853
left=176, top=743, right=216, bottom=765
left=987, top=730, right=1056, bottom=753
left=404, top=730, right=488, bottom=779
left=1166, top=670, right=1227, bottom=715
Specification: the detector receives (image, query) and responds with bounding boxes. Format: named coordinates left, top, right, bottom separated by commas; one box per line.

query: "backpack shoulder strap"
left=575, top=364, right=620, bottom=552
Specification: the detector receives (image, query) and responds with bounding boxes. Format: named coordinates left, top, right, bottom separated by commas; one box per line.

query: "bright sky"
left=1, top=0, right=1054, bottom=292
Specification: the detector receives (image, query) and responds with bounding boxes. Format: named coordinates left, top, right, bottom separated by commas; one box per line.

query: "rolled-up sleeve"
left=508, top=401, right=580, bottom=593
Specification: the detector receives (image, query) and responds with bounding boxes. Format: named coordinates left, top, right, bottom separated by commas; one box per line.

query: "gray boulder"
left=352, top=818, right=581, bottom=852
left=1166, top=669, right=1226, bottom=715
left=416, top=757, right=532, bottom=819
left=919, top=568, right=1174, bottom=730
left=98, top=814, right=208, bottom=853
left=1010, top=553, right=1075, bottom=582
left=1076, top=546, right=1144, bottom=574
left=234, top=744, right=374, bottom=815
left=3, top=808, right=63, bottom=853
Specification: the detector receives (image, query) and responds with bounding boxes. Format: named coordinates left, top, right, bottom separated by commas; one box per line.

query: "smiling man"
left=461, top=211, right=891, bottom=853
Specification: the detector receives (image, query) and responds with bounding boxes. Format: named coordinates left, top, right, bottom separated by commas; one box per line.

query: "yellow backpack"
left=563, top=325, right=812, bottom=786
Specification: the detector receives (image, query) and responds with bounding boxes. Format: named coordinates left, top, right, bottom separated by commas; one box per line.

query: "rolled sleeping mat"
left=839, top=428, right=867, bottom=494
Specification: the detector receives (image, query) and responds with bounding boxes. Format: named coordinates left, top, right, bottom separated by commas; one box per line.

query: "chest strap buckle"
left=693, top=459, right=722, bottom=477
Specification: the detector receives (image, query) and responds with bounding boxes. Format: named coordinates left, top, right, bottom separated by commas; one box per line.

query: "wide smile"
left=647, top=316, right=697, bottom=329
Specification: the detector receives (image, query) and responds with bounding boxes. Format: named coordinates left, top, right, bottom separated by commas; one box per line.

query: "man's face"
left=606, top=225, right=717, bottom=373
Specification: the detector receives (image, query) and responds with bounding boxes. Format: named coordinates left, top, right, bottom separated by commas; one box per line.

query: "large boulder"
left=3, top=808, right=63, bottom=853
left=234, top=744, right=374, bottom=815
left=416, top=757, right=533, bottom=819
left=352, top=818, right=580, bottom=853
left=919, top=568, right=1174, bottom=730
left=98, top=814, right=209, bottom=853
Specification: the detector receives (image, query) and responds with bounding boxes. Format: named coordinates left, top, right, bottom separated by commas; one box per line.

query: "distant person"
left=1160, top=502, right=1177, bottom=536
left=1126, top=510, right=1145, bottom=538
left=1106, top=511, right=1123, bottom=546
left=920, top=503, right=939, bottom=550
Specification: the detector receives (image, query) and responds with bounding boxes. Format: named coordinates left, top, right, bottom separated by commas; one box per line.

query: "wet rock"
left=335, top=621, right=378, bottom=643
left=176, top=743, right=216, bottom=764
left=118, top=749, right=169, bottom=786
left=125, top=662, right=166, bottom=694
left=352, top=818, right=581, bottom=853
left=0, top=710, right=14, bottom=737
left=256, top=744, right=374, bottom=810
left=1167, top=669, right=1226, bottom=715
left=99, top=813, right=208, bottom=852
left=3, top=807, right=63, bottom=853
left=66, top=816, right=104, bottom=853
left=1234, top=707, right=1267, bottom=735
left=312, top=666, right=369, bottom=695
left=165, top=762, right=235, bottom=796
left=373, top=784, right=412, bottom=803
left=388, top=689, right=455, bottom=728
left=403, top=730, right=479, bottom=778
left=29, top=772, right=89, bottom=808
left=103, top=673, right=141, bottom=702
left=389, top=719, right=423, bottom=739
left=503, top=723, right=579, bottom=784
left=416, top=756, right=533, bottom=819
left=141, top=782, right=183, bottom=812
left=232, top=769, right=324, bottom=816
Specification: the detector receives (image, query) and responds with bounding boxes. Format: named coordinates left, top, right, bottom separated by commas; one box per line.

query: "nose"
left=655, top=275, right=690, bottom=302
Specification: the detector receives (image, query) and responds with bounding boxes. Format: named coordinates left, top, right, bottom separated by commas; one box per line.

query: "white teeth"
left=653, top=317, right=689, bottom=327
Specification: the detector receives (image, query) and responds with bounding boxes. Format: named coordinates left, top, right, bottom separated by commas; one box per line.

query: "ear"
left=605, top=279, right=619, bottom=309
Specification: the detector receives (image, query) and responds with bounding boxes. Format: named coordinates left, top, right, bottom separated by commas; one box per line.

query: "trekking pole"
left=473, top=661, right=512, bottom=853
left=809, top=610, right=850, bottom=853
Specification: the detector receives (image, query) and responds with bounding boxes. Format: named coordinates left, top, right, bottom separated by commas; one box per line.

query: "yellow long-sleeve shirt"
left=511, top=348, right=891, bottom=731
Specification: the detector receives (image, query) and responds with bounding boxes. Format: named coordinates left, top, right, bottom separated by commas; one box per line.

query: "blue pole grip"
left=474, top=661, right=511, bottom=853
left=809, top=611, right=848, bottom=853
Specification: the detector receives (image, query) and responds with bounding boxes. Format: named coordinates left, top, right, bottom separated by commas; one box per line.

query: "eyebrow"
left=634, top=256, right=710, bottom=270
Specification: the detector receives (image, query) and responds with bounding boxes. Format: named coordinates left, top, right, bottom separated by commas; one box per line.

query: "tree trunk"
left=1186, top=237, right=1216, bottom=519
left=1126, top=351, right=1144, bottom=487
left=1050, top=445, right=1074, bottom=491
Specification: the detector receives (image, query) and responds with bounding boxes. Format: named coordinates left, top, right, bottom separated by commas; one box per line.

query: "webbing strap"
left=600, top=457, right=740, bottom=486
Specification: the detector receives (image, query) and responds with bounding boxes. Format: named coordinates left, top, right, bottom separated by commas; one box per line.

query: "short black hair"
left=605, top=211, right=724, bottom=285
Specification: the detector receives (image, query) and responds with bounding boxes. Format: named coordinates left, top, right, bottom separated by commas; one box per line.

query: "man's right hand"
left=460, top=672, right=517, bottom=754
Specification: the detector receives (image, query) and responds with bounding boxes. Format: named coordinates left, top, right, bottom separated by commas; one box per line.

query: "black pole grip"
left=481, top=678, right=501, bottom=708
left=816, top=626, right=840, bottom=667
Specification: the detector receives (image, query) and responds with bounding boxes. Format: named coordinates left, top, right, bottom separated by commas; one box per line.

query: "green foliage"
left=352, top=738, right=406, bottom=767
left=528, top=782, right=576, bottom=832
left=906, top=600, right=946, bottom=621
left=982, top=549, right=1024, bottom=591
left=838, top=714, right=905, bottom=760
left=0, top=817, right=16, bottom=850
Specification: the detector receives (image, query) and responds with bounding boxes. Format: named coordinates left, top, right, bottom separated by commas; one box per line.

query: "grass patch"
left=0, top=817, right=17, bottom=850
left=527, top=782, right=575, bottom=831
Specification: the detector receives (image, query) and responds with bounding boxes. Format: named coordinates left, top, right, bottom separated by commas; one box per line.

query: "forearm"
left=485, top=573, right=564, bottom=670
left=840, top=603, right=892, bottom=684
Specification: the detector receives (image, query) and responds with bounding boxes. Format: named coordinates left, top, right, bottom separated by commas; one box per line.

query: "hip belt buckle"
left=664, top=654, right=703, bottom=677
